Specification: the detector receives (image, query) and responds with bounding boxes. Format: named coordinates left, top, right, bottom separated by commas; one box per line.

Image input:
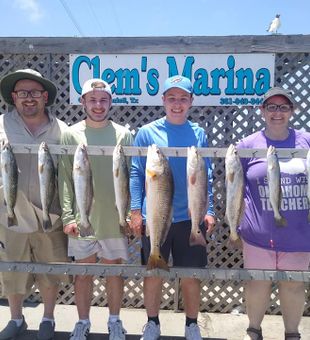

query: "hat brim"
left=0, top=71, right=57, bottom=106
left=163, top=85, right=192, bottom=95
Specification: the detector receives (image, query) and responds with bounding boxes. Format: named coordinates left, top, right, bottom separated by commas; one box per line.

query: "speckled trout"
left=38, top=142, right=56, bottom=232
left=267, top=145, right=287, bottom=227
left=145, top=144, right=173, bottom=271
left=73, top=144, right=95, bottom=237
left=225, top=144, right=244, bottom=241
left=187, top=146, right=208, bottom=247
left=0, top=140, right=18, bottom=227
left=113, top=144, right=130, bottom=236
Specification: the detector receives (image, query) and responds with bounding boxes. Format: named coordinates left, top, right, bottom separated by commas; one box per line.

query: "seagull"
left=267, top=14, right=281, bottom=34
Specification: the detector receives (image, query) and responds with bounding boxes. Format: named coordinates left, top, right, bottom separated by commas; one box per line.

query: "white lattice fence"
left=0, top=37, right=309, bottom=315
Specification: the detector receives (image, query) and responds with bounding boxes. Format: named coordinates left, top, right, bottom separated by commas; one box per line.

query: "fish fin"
left=275, top=216, right=287, bottom=227
left=189, top=174, right=196, bottom=185
left=227, top=172, right=235, bottom=182
left=189, top=229, right=207, bottom=247
left=42, top=214, right=53, bottom=232
left=146, top=254, right=169, bottom=272
left=114, top=168, right=119, bottom=178
left=79, top=223, right=95, bottom=237
left=145, top=223, right=150, bottom=237
left=146, top=169, right=157, bottom=178
left=229, top=230, right=240, bottom=242
left=8, top=213, right=18, bottom=227
left=38, top=164, right=44, bottom=174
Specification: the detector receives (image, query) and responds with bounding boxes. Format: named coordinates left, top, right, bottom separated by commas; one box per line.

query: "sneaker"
left=108, top=320, right=127, bottom=340
left=37, top=321, right=55, bottom=340
left=69, top=321, right=90, bottom=340
left=185, top=323, right=202, bottom=340
left=0, top=316, right=28, bottom=340
left=140, top=321, right=160, bottom=340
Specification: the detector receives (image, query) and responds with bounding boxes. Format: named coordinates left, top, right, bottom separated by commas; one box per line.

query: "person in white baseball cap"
left=58, top=78, right=133, bottom=339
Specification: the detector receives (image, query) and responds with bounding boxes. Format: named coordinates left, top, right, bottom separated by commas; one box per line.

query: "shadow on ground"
left=16, top=331, right=226, bottom=340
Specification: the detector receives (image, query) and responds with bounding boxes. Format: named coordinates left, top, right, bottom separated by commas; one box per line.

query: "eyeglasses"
left=13, top=90, right=45, bottom=99
left=264, top=104, right=292, bottom=112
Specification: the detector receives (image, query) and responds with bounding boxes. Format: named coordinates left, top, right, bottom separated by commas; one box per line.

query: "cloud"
left=14, top=0, right=44, bottom=22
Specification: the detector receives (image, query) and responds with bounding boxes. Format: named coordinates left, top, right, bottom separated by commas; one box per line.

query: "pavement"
left=0, top=300, right=309, bottom=340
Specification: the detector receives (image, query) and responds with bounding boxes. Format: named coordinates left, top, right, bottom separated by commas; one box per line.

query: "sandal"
left=285, top=332, right=301, bottom=340
left=246, top=327, right=263, bottom=340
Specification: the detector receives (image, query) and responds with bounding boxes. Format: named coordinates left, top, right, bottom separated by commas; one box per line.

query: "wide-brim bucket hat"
left=0, top=68, right=57, bottom=106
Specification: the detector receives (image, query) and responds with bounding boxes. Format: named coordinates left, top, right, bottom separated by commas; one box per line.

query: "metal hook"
left=24, top=146, right=32, bottom=154
left=290, top=151, right=297, bottom=158
left=61, top=147, right=68, bottom=154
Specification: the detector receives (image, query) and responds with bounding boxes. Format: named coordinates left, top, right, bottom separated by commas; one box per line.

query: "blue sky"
left=0, top=0, right=309, bottom=37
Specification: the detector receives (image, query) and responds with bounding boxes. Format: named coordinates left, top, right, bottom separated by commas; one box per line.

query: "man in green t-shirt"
left=58, top=78, right=133, bottom=340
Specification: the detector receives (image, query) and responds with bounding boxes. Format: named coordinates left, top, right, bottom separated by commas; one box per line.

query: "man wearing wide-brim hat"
left=0, top=68, right=69, bottom=340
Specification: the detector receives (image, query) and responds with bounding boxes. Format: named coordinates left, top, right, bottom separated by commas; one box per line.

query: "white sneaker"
left=69, top=321, right=90, bottom=340
left=140, top=321, right=160, bottom=340
left=185, top=323, right=202, bottom=340
left=108, top=320, right=127, bottom=340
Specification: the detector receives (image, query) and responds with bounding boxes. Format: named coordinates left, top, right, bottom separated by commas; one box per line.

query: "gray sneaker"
left=108, top=320, right=127, bottom=340
left=140, top=321, right=160, bottom=340
left=185, top=323, right=202, bottom=340
left=69, top=321, right=91, bottom=340
left=0, top=316, right=28, bottom=340
left=37, top=321, right=55, bottom=340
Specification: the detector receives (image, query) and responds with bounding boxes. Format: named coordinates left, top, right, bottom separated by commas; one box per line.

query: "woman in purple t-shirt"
left=237, top=87, right=310, bottom=340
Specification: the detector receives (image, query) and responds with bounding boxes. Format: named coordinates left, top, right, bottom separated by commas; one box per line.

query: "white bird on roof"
left=267, top=14, right=281, bottom=34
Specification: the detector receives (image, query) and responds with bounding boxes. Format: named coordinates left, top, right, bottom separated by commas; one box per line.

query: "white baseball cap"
left=81, top=78, right=112, bottom=98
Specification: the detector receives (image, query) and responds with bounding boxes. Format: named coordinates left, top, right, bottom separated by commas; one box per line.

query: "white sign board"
left=70, top=53, right=275, bottom=106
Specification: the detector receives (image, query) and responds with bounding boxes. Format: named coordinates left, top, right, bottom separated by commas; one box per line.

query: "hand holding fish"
left=204, top=214, right=216, bottom=234
left=63, top=222, right=80, bottom=237
left=129, top=209, right=143, bottom=236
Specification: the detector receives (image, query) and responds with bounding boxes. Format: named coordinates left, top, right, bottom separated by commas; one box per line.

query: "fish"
left=112, top=144, right=131, bottom=236
left=38, top=142, right=56, bottom=232
left=73, top=143, right=95, bottom=237
left=186, top=146, right=208, bottom=247
left=145, top=144, right=174, bottom=271
left=224, top=144, right=244, bottom=241
left=306, top=149, right=310, bottom=222
left=0, top=140, right=18, bottom=227
left=267, top=145, right=287, bottom=227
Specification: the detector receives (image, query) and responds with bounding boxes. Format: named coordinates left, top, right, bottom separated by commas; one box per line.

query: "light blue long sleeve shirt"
left=130, top=117, right=214, bottom=223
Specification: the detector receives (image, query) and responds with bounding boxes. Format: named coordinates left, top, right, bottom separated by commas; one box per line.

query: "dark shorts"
left=141, top=220, right=207, bottom=268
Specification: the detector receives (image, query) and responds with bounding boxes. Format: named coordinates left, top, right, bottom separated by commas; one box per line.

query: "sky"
left=0, top=0, right=309, bottom=37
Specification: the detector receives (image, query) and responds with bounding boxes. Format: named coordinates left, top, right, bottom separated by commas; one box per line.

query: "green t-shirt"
left=58, top=120, right=133, bottom=240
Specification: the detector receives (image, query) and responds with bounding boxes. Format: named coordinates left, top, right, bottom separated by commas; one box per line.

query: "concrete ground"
left=0, top=300, right=309, bottom=340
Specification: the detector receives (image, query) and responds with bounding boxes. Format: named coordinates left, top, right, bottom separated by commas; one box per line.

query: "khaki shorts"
left=0, top=227, right=70, bottom=296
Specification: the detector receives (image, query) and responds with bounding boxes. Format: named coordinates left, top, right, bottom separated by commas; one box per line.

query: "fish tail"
left=147, top=254, right=169, bottom=272
left=120, top=221, right=131, bottom=237
left=275, top=215, right=287, bottom=227
left=229, top=230, right=240, bottom=242
left=189, top=230, right=207, bottom=247
left=8, top=212, right=18, bottom=227
left=79, top=222, right=95, bottom=237
left=42, top=214, right=53, bottom=232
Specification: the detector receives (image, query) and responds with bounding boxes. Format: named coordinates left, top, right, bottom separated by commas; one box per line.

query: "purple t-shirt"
left=237, top=128, right=310, bottom=252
